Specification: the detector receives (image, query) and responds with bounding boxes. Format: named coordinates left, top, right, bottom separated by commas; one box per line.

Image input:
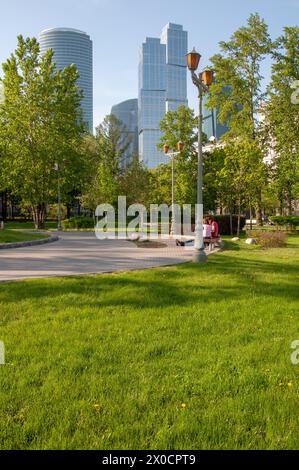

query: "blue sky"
left=0, top=0, right=298, bottom=128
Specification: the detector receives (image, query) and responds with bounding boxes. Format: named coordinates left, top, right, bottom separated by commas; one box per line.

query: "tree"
left=265, top=27, right=299, bottom=215
left=202, top=147, right=226, bottom=213
left=81, top=114, right=130, bottom=210
left=0, top=36, right=84, bottom=228
left=207, top=13, right=272, bottom=223
left=119, top=156, right=150, bottom=207
left=218, top=140, right=266, bottom=235
left=156, top=106, right=207, bottom=207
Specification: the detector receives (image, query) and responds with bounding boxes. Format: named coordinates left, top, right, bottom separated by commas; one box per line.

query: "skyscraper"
left=138, top=24, right=188, bottom=168
left=39, top=28, right=93, bottom=132
left=202, top=94, right=229, bottom=141
left=111, top=99, right=139, bottom=168
left=161, top=23, right=188, bottom=112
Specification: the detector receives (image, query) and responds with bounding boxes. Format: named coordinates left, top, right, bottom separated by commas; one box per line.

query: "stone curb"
left=0, top=236, right=59, bottom=250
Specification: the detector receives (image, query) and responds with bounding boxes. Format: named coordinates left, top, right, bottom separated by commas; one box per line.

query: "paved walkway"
left=0, top=232, right=201, bottom=281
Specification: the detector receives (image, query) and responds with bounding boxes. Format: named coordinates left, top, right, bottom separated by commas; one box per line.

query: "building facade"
left=39, top=27, right=93, bottom=132
left=138, top=24, right=188, bottom=168
left=202, top=94, right=229, bottom=141
left=111, top=99, right=139, bottom=168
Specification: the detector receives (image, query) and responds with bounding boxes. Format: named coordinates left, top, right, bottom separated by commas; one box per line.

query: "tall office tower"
left=202, top=94, right=229, bottom=141
left=161, top=23, right=188, bottom=112
left=111, top=99, right=139, bottom=168
left=39, top=28, right=93, bottom=132
left=138, top=24, right=188, bottom=168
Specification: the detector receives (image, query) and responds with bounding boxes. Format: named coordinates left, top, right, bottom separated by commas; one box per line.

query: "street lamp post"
left=186, top=48, right=213, bottom=263
left=163, top=141, right=185, bottom=236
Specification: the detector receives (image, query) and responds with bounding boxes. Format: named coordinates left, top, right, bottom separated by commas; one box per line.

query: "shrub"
left=47, top=204, right=67, bottom=220
left=269, top=216, right=299, bottom=230
left=249, top=230, right=288, bottom=248
left=213, top=215, right=246, bottom=236
left=62, top=216, right=95, bottom=230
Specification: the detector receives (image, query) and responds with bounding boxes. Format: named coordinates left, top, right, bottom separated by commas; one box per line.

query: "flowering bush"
left=249, top=230, right=288, bottom=248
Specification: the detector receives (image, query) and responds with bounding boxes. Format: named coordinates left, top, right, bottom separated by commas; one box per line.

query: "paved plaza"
left=0, top=232, right=202, bottom=281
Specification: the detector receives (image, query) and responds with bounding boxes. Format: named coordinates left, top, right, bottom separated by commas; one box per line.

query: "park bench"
left=204, top=236, right=221, bottom=251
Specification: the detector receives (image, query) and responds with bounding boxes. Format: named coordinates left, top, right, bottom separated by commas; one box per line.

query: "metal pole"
left=170, top=156, right=175, bottom=236
left=193, top=76, right=207, bottom=262
left=57, top=165, right=62, bottom=232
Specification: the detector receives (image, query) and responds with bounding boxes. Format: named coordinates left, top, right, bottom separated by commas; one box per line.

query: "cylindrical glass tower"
left=39, top=27, right=93, bottom=132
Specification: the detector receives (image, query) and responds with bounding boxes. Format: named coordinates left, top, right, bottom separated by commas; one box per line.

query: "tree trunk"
left=229, top=212, right=233, bottom=236
left=256, top=192, right=263, bottom=226
left=1, top=191, right=8, bottom=221
left=237, top=199, right=241, bottom=237
left=287, top=192, right=293, bottom=216
left=32, top=203, right=47, bottom=229
left=249, top=203, right=253, bottom=231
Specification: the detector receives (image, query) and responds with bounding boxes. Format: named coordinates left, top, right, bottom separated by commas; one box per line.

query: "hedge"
left=269, top=216, right=299, bottom=230
left=62, top=217, right=95, bottom=230
left=213, top=215, right=246, bottom=236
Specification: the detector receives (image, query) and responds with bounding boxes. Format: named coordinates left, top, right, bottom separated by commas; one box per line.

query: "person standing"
left=209, top=217, right=219, bottom=238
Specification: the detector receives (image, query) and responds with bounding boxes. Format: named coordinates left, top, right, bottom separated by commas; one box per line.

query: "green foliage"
left=81, top=115, right=131, bottom=210
left=249, top=230, right=288, bottom=248
left=218, top=140, right=266, bottom=234
left=206, top=14, right=272, bottom=224
left=0, top=35, right=85, bottom=228
left=151, top=106, right=206, bottom=207
left=264, top=27, right=299, bottom=215
left=269, top=216, right=299, bottom=229
left=203, top=147, right=226, bottom=212
left=119, top=157, right=150, bottom=207
left=208, top=13, right=272, bottom=140
left=62, top=216, right=95, bottom=230
left=158, top=105, right=200, bottom=154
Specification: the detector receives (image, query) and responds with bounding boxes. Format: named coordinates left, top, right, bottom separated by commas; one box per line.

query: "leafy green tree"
left=158, top=106, right=198, bottom=156
left=0, top=35, right=84, bottom=228
left=81, top=114, right=130, bottom=210
left=207, top=13, right=272, bottom=223
left=202, top=147, right=226, bottom=213
left=218, top=140, right=266, bottom=235
left=119, top=156, right=150, bottom=207
left=156, top=106, right=207, bottom=207
left=265, top=27, right=299, bottom=214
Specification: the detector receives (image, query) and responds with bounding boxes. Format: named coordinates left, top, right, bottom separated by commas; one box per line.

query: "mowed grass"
left=0, top=229, right=49, bottom=244
left=4, top=221, right=57, bottom=231
left=0, top=237, right=298, bottom=450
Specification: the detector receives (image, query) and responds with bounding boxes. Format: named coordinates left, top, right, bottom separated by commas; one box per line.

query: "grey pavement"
left=0, top=232, right=200, bottom=281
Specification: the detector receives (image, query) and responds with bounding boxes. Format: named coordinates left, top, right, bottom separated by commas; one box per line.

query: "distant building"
left=257, top=102, right=276, bottom=165
left=138, top=24, right=188, bottom=168
left=39, top=27, right=93, bottom=132
left=111, top=99, right=139, bottom=168
left=202, top=93, right=229, bottom=141
left=161, top=23, right=188, bottom=112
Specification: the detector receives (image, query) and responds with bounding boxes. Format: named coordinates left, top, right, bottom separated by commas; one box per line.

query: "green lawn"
left=4, top=221, right=57, bottom=231
left=0, top=229, right=49, bottom=244
left=0, top=237, right=298, bottom=450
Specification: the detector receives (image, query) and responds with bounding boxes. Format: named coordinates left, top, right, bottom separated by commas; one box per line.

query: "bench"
left=204, top=237, right=221, bottom=252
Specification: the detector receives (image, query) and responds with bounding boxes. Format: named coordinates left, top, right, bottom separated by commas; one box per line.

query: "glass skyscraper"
left=138, top=24, right=188, bottom=168
left=111, top=99, right=139, bottom=168
left=39, top=28, right=93, bottom=133
left=202, top=94, right=229, bottom=141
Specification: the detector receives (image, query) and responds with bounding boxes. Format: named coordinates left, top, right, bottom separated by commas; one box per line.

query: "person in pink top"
left=209, top=217, right=219, bottom=238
